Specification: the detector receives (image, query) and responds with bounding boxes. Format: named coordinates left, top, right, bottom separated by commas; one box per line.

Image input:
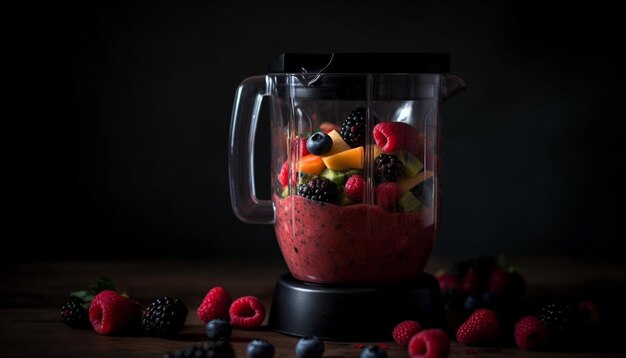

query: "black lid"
left=270, top=53, right=450, bottom=74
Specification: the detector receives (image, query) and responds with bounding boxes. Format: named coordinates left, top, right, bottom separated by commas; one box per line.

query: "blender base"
left=268, top=273, right=446, bottom=341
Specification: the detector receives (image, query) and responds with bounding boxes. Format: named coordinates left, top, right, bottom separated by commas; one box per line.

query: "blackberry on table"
left=297, top=178, right=339, bottom=203
left=141, top=296, right=188, bottom=337
left=60, top=296, right=90, bottom=329
left=374, top=154, right=404, bottom=184
left=164, top=340, right=234, bottom=358
left=340, top=107, right=367, bottom=148
left=539, top=302, right=580, bottom=342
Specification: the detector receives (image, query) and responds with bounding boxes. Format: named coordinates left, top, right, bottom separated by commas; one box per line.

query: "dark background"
left=14, top=0, right=624, bottom=260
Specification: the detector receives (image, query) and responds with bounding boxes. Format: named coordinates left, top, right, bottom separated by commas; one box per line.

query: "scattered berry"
left=375, top=182, right=401, bottom=211
left=374, top=154, right=404, bottom=184
left=229, top=296, right=266, bottom=329
left=514, top=316, right=550, bottom=350
left=437, top=273, right=461, bottom=294
left=295, top=335, right=325, bottom=358
left=164, top=340, right=234, bottom=358
left=539, top=302, right=579, bottom=341
left=344, top=174, right=365, bottom=202
left=463, top=295, right=480, bottom=312
left=340, top=107, right=367, bottom=148
left=456, top=309, right=500, bottom=346
left=247, top=339, right=274, bottom=358
left=487, top=269, right=511, bottom=296
left=60, top=296, right=91, bottom=329
left=392, top=320, right=422, bottom=346
left=197, top=287, right=233, bottom=323
left=461, top=268, right=480, bottom=295
left=306, top=132, right=333, bottom=155
left=89, top=290, right=140, bottom=335
left=360, top=345, right=388, bottom=358
left=578, top=300, right=600, bottom=326
left=373, top=122, right=420, bottom=156
left=206, top=318, right=232, bottom=341
left=297, top=177, right=339, bottom=203
left=141, top=296, right=188, bottom=337
left=408, top=329, right=450, bottom=358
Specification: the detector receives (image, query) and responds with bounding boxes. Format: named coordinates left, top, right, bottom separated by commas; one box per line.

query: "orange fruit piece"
left=298, top=155, right=326, bottom=175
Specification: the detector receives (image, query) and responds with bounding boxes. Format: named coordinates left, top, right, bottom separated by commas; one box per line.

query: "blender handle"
left=228, top=75, right=275, bottom=224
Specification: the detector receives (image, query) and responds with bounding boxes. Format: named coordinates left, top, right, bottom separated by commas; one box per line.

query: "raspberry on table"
left=141, top=296, right=188, bottom=337
left=392, top=320, right=422, bottom=347
left=514, top=315, right=550, bottom=350
left=229, top=296, right=266, bottom=329
left=408, top=329, right=450, bottom=358
left=197, top=286, right=233, bottom=323
left=89, top=290, right=141, bottom=335
left=456, top=308, right=500, bottom=346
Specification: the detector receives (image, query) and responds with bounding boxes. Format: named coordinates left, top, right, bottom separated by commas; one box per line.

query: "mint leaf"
left=90, top=276, right=116, bottom=293
left=70, top=290, right=94, bottom=302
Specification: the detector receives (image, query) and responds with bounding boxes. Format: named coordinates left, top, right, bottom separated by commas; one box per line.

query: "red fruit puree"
left=273, top=194, right=436, bottom=285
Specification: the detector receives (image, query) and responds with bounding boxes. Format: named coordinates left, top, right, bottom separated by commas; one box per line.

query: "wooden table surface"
left=1, top=257, right=625, bottom=357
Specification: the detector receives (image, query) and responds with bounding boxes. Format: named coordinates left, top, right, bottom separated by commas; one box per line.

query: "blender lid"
left=270, top=53, right=450, bottom=74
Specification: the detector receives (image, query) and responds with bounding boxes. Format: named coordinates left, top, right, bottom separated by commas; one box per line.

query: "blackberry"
left=297, top=178, right=339, bottom=203
left=60, top=296, right=90, bottom=329
left=141, top=296, right=188, bottom=337
left=374, top=154, right=404, bottom=184
left=539, top=302, right=580, bottom=342
left=340, top=107, right=367, bottom=147
left=164, top=340, right=234, bottom=358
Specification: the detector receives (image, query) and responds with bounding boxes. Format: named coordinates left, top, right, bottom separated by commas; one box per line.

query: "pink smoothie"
left=273, top=194, right=437, bottom=285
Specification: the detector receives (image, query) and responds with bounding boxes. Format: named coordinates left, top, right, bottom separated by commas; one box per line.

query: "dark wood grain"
left=1, top=257, right=625, bottom=357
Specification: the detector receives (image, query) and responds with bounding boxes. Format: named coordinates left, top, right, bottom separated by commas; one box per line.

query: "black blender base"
left=268, top=273, right=446, bottom=341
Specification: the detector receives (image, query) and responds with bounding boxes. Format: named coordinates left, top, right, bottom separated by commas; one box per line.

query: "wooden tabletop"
left=1, top=257, right=625, bottom=357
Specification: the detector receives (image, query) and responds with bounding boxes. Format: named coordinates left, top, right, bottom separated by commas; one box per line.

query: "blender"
left=229, top=53, right=465, bottom=340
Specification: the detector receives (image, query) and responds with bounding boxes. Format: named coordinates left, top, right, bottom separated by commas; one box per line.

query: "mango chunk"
left=397, top=170, right=434, bottom=193
left=323, top=130, right=352, bottom=157
left=298, top=155, right=325, bottom=176
left=321, top=146, right=364, bottom=171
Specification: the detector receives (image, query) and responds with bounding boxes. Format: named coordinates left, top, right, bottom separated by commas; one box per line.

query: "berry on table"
left=229, top=296, right=266, bottom=329
left=60, top=296, right=91, bottom=329
left=539, top=302, right=580, bottom=344
left=141, top=296, right=188, bottom=337
left=392, top=320, right=422, bottom=347
left=514, top=315, right=550, bottom=350
left=340, top=107, right=367, bottom=148
left=295, top=335, right=325, bottom=358
left=578, top=300, right=600, bottom=326
left=306, top=132, right=333, bottom=155
left=297, top=178, right=340, bottom=204
left=164, top=340, right=234, bottom=358
left=360, top=345, right=388, bottom=358
left=456, top=308, right=500, bottom=346
left=197, top=286, right=233, bottom=323
left=247, top=339, right=274, bottom=358
left=206, top=318, right=232, bottom=341
left=89, top=290, right=141, bottom=335
left=408, top=328, right=450, bottom=358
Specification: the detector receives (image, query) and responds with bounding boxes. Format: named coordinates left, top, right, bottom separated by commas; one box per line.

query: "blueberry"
left=247, top=339, right=274, bottom=358
left=205, top=319, right=232, bottom=341
left=360, top=345, right=388, bottom=358
left=295, top=335, right=324, bottom=358
left=464, top=295, right=480, bottom=311
left=306, top=132, right=333, bottom=155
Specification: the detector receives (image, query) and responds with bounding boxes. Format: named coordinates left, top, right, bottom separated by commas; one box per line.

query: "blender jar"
left=229, top=53, right=465, bottom=285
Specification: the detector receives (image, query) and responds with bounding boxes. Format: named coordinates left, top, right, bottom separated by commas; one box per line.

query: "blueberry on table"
left=360, top=345, right=388, bottom=358
left=295, top=335, right=325, bottom=358
left=247, top=339, right=275, bottom=358
left=206, top=318, right=232, bottom=341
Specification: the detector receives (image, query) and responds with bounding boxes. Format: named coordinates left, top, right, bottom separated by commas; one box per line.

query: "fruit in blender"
left=321, top=146, right=364, bottom=170
left=306, top=132, right=333, bottom=155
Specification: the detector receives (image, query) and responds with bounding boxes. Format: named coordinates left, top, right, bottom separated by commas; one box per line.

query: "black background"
left=13, top=0, right=625, bottom=260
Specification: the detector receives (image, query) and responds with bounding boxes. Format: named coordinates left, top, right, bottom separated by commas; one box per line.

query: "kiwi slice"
left=337, top=193, right=355, bottom=206
left=398, top=191, right=422, bottom=213
left=320, top=168, right=347, bottom=187
left=298, top=172, right=316, bottom=185
left=343, top=169, right=362, bottom=178
left=397, top=150, right=423, bottom=178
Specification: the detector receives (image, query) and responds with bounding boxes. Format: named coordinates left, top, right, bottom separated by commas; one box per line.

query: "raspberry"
left=375, top=182, right=401, bottom=211
left=456, top=309, right=500, bottom=346
left=278, top=160, right=290, bottom=187
left=514, top=316, right=550, bottom=350
left=373, top=122, right=420, bottom=157
left=487, top=268, right=511, bottom=296
left=197, top=286, right=233, bottom=323
left=344, top=174, right=365, bottom=202
left=392, top=320, right=422, bottom=346
left=408, top=329, right=450, bottom=358
left=89, top=290, right=140, bottom=335
left=578, top=300, right=600, bottom=326
left=229, top=296, right=266, bottom=329
left=297, top=137, right=310, bottom=157
left=437, top=273, right=461, bottom=294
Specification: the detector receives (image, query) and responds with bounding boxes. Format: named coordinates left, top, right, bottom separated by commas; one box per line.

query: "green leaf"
left=70, top=290, right=94, bottom=302
left=90, top=276, right=116, bottom=293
